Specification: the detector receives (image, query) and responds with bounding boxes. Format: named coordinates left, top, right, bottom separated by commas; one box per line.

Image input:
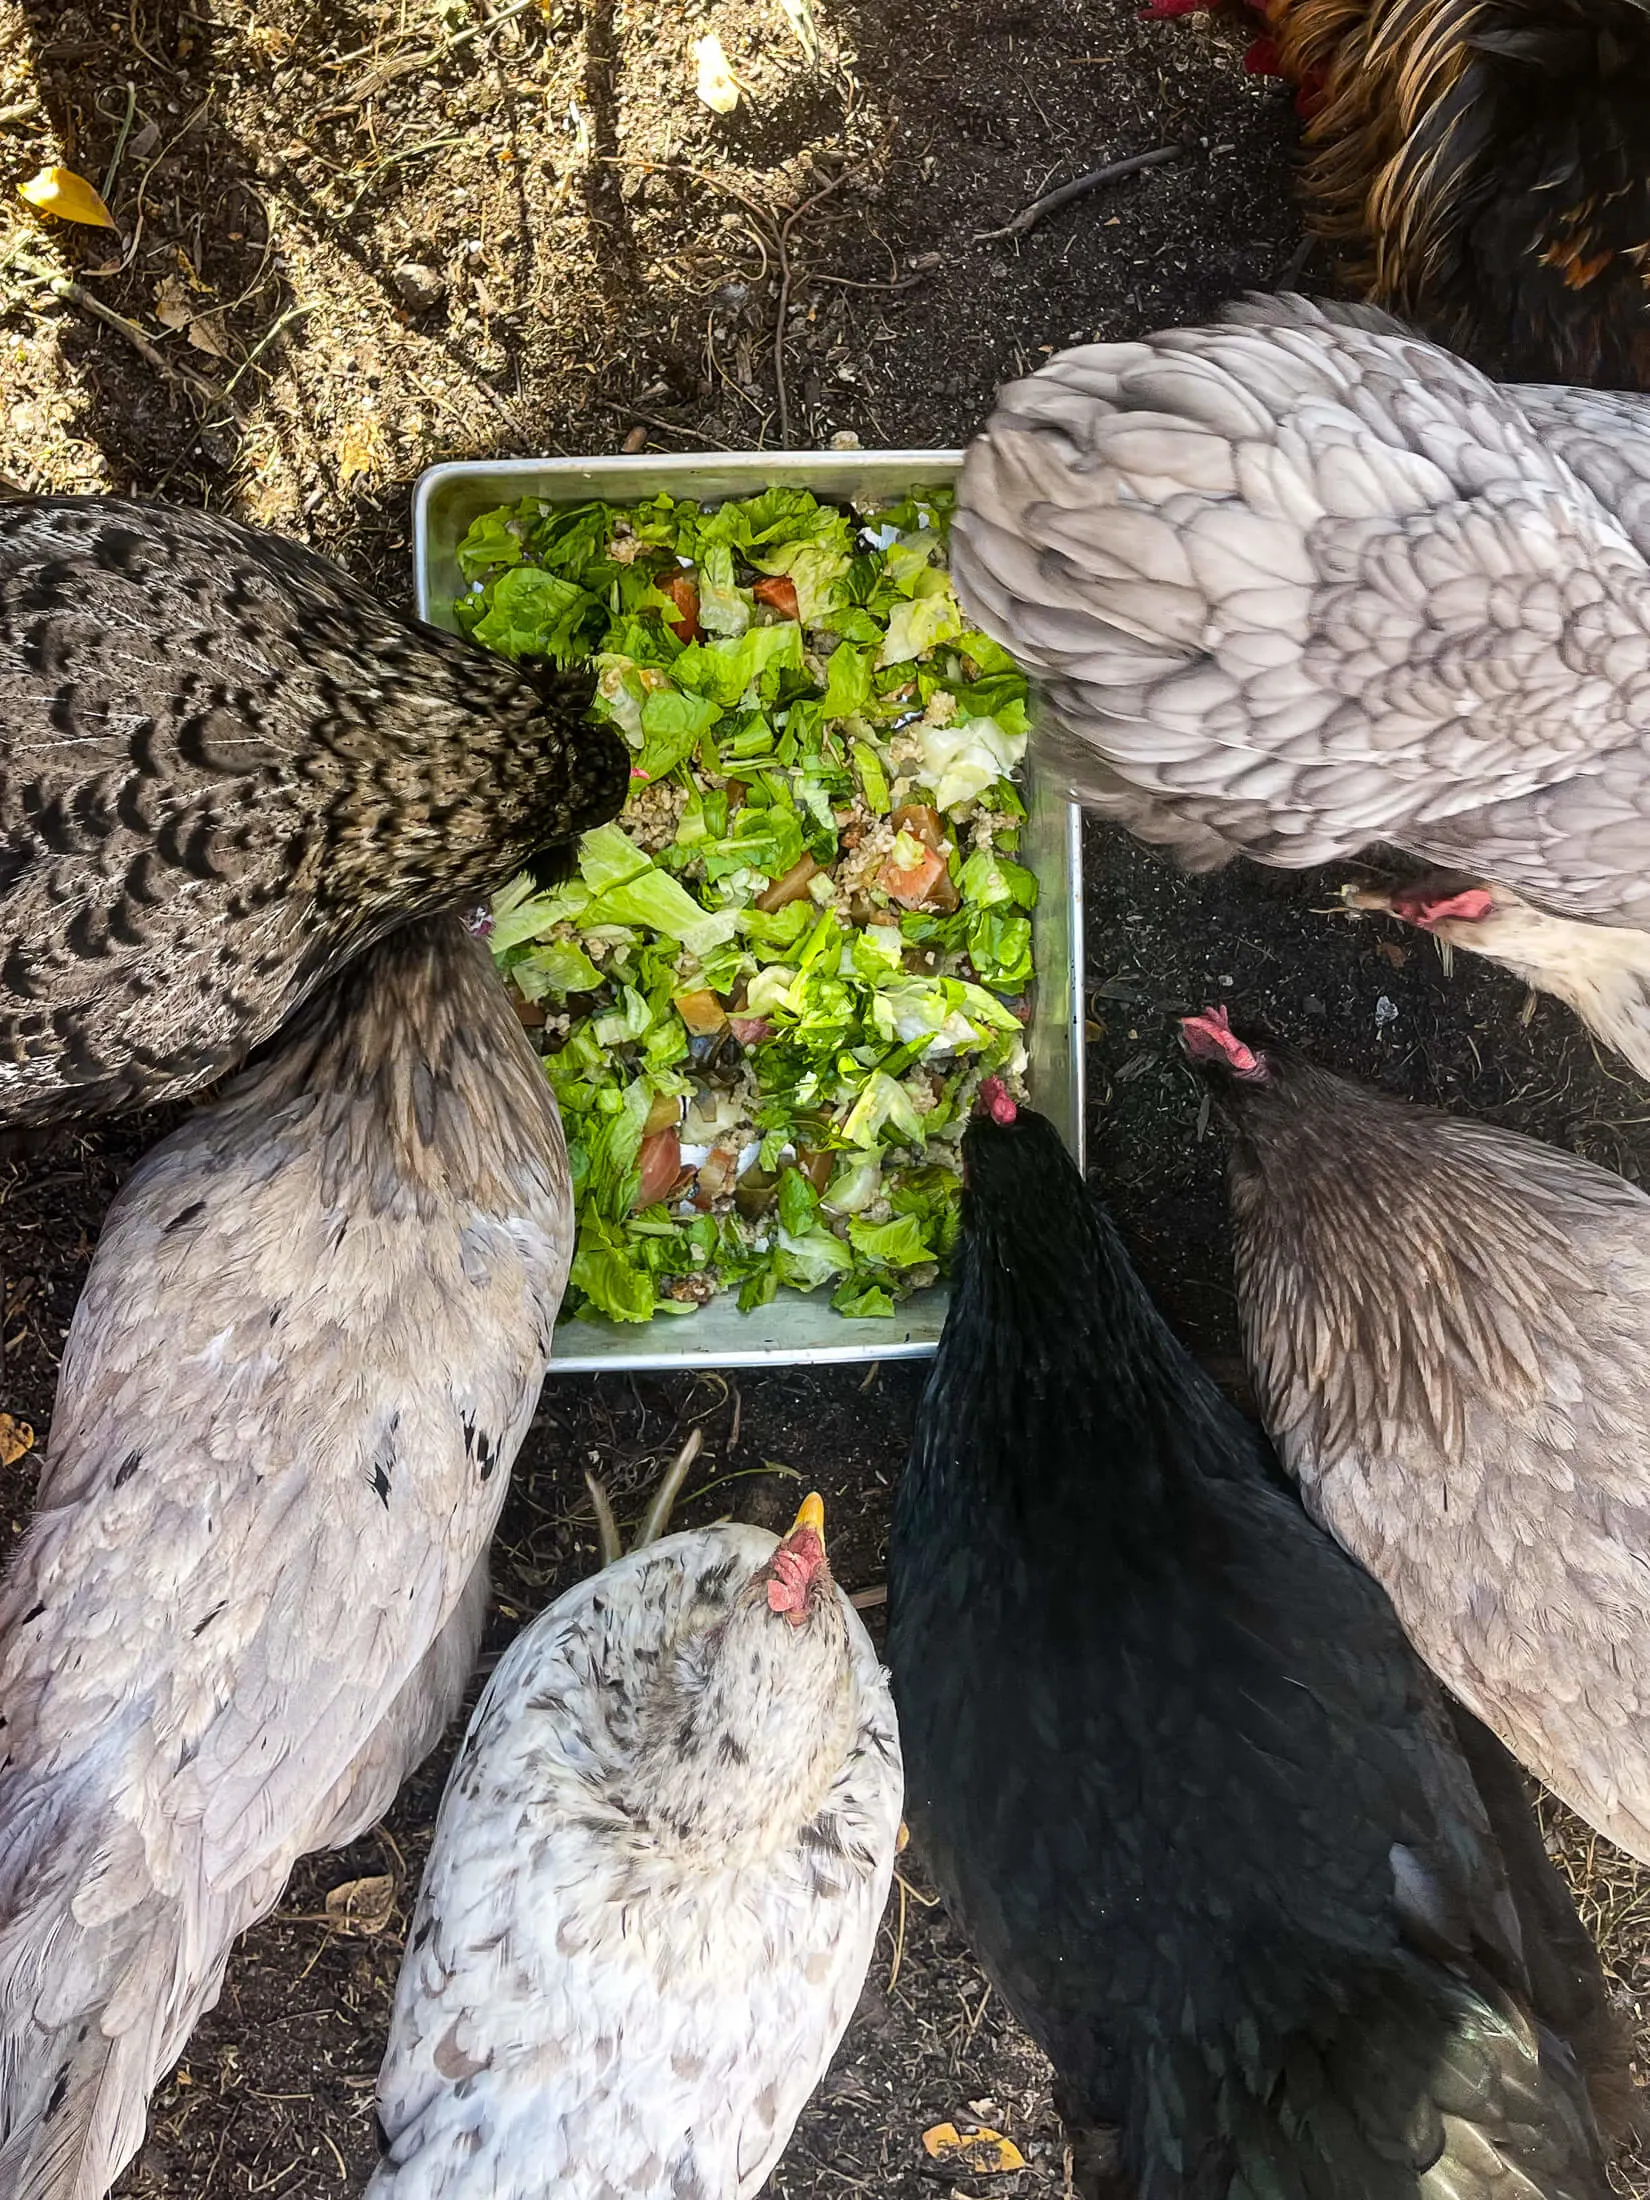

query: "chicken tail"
left=1446, top=1705, right=1645, bottom=2150
left=0, top=1917, right=181, bottom=2200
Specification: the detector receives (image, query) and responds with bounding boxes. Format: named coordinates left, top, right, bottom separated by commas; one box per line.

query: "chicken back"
left=889, top=1093, right=1624, bottom=2199
left=0, top=497, right=628, bottom=1129
left=0, top=913, right=572, bottom=2200
left=1188, top=1007, right=1650, bottom=1871
left=369, top=1511, right=902, bottom=2200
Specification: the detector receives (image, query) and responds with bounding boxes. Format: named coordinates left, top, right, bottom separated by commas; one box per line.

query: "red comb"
left=978, top=1076, right=1018, bottom=1126
left=1180, top=1006, right=1265, bottom=1079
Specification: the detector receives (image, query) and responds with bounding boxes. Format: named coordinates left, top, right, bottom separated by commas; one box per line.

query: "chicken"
left=888, top=1080, right=1625, bottom=2199
left=368, top=1492, right=902, bottom=2200
left=1151, top=1, right=1650, bottom=387
left=1184, top=1001, right=1650, bottom=1871
left=0, top=911, right=571, bottom=2200
left=0, top=496, right=627, bottom=1130
left=952, top=293, right=1650, bottom=1079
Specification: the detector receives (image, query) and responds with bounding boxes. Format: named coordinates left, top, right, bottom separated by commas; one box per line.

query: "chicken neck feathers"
left=889, top=1107, right=1611, bottom=2199
left=0, top=914, right=571, bottom=2200
left=1207, top=1040, right=1650, bottom=1870
left=952, top=295, right=1650, bottom=923
left=0, top=496, right=627, bottom=1128
left=1266, top=0, right=1650, bottom=388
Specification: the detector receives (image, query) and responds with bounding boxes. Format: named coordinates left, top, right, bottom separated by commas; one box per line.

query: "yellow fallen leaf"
left=17, top=165, right=117, bottom=230
left=324, top=1873, right=396, bottom=1935
left=0, top=1414, right=34, bottom=1468
left=693, top=32, right=741, bottom=113
left=921, top=2125, right=1026, bottom=2176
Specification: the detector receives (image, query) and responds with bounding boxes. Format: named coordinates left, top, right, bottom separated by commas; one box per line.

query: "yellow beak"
left=789, top=1491, right=826, bottom=1547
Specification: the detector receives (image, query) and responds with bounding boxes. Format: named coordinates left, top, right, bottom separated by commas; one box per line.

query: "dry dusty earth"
left=2, top=0, right=1649, bottom=2193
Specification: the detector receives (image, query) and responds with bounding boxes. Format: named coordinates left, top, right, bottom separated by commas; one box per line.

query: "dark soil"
left=1, top=0, right=1647, bottom=2194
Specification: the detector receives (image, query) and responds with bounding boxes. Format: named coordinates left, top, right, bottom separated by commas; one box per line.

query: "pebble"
left=390, top=262, right=446, bottom=311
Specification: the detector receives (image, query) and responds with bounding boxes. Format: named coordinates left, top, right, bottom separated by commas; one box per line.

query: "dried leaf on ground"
left=922, top=2125, right=1026, bottom=2175
left=17, top=166, right=117, bottom=228
left=187, top=310, right=231, bottom=358
left=693, top=33, right=741, bottom=113
left=324, top=1874, right=396, bottom=1936
left=0, top=1414, right=33, bottom=1467
left=154, top=276, right=193, bottom=330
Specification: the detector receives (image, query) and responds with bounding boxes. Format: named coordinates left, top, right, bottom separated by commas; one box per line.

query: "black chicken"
left=0, top=497, right=626, bottom=1128
left=1154, top=0, right=1650, bottom=387
left=887, top=1086, right=1630, bottom=2199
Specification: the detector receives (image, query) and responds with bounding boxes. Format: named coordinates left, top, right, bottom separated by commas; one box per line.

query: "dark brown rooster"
left=1151, top=0, right=1650, bottom=387
left=0, top=498, right=626, bottom=1129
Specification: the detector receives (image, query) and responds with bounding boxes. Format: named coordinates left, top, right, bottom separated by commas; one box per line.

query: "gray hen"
left=0, top=497, right=626, bottom=1128
left=952, top=295, right=1650, bottom=1078
left=0, top=912, right=571, bottom=2200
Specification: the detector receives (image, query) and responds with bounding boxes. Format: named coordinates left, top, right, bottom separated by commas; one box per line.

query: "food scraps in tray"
left=455, top=481, right=1038, bottom=1326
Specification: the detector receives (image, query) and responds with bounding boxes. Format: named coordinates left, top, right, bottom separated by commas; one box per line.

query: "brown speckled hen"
left=1152, top=0, right=1650, bottom=387
left=0, top=497, right=626, bottom=1129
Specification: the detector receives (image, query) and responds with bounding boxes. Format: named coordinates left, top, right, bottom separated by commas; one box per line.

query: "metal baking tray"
left=413, top=450, right=1085, bottom=1372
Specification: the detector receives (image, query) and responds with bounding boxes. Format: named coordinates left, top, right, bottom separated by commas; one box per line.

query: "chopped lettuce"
left=453, top=482, right=1042, bottom=1328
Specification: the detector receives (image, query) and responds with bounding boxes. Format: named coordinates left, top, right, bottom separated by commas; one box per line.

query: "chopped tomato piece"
left=659, top=570, right=701, bottom=642
left=634, top=1127, right=683, bottom=1209
left=879, top=844, right=948, bottom=908
left=752, top=574, right=800, bottom=621
left=891, top=802, right=947, bottom=853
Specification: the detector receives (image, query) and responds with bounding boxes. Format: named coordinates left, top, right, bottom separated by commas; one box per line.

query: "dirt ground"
left=2, top=0, right=1649, bottom=2193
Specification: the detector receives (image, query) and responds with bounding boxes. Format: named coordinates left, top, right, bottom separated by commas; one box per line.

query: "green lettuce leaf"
left=847, top=1213, right=932, bottom=1267
left=472, top=566, right=597, bottom=664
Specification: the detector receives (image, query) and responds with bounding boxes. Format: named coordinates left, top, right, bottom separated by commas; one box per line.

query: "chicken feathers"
left=954, top=295, right=1650, bottom=902
left=0, top=913, right=572, bottom=2200
left=0, top=497, right=627, bottom=1129
left=370, top=1519, right=902, bottom=2200
left=1190, top=1018, right=1650, bottom=1873
left=889, top=1098, right=1621, bottom=2199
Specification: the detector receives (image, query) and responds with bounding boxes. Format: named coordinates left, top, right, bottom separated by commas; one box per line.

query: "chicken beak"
left=788, top=1491, right=826, bottom=1550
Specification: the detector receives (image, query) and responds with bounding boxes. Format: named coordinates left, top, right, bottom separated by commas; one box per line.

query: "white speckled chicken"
left=368, top=1494, right=902, bottom=2200
left=0, top=496, right=626, bottom=1130
left=1186, top=1004, right=1650, bottom=1869
left=0, top=912, right=571, bottom=2200
left=952, top=293, right=1650, bottom=1077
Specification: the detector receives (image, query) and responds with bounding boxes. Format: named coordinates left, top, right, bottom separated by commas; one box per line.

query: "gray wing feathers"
left=954, top=295, right=1650, bottom=897
left=0, top=936, right=570, bottom=2197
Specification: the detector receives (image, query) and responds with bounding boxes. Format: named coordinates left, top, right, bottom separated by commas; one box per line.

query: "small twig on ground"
left=849, top=1583, right=887, bottom=1610
left=0, top=101, right=37, bottom=125
left=40, top=275, right=229, bottom=406
left=808, top=269, right=928, bottom=293
left=774, top=168, right=852, bottom=446
left=223, top=300, right=314, bottom=394
left=973, top=144, right=1186, bottom=243
left=585, top=396, right=739, bottom=451
left=321, top=0, right=542, bottom=111
left=98, top=80, right=137, bottom=205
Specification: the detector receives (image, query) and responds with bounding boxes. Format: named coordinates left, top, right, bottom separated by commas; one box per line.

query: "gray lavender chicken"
left=0, top=497, right=626, bottom=1129
left=1184, top=1004, right=1650, bottom=1870
left=0, top=912, right=572, bottom=2200
left=951, top=294, right=1650, bottom=1080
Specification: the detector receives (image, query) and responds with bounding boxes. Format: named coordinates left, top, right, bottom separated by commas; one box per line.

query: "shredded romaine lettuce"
left=456, top=482, right=1037, bottom=1327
